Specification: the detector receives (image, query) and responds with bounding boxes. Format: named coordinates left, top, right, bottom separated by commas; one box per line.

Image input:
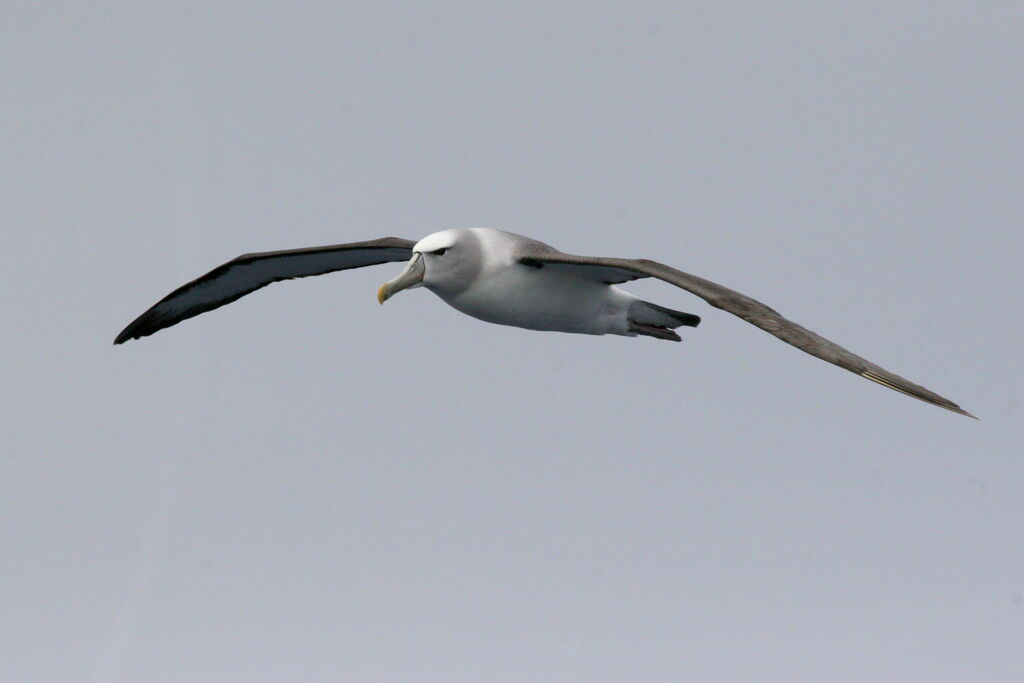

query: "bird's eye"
left=433, top=248, right=447, bottom=256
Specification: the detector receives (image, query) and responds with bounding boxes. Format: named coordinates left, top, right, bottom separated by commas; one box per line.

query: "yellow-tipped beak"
left=377, top=252, right=425, bottom=305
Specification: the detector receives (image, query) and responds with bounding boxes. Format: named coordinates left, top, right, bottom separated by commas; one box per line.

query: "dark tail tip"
left=675, top=312, right=701, bottom=328
left=639, top=300, right=701, bottom=328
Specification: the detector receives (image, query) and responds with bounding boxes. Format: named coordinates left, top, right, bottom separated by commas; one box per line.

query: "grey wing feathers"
left=520, top=249, right=974, bottom=418
left=114, top=237, right=416, bottom=344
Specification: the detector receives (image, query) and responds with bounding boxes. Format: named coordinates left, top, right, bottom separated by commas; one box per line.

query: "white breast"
left=441, top=261, right=635, bottom=336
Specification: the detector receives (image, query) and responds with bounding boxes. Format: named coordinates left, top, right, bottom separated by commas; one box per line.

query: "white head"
left=377, top=229, right=487, bottom=303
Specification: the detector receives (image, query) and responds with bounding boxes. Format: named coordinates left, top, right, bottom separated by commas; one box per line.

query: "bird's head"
left=377, top=229, right=486, bottom=303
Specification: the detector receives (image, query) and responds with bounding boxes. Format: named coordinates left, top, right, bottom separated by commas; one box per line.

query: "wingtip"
left=113, top=324, right=140, bottom=345
left=860, top=370, right=976, bottom=419
left=113, top=308, right=169, bottom=345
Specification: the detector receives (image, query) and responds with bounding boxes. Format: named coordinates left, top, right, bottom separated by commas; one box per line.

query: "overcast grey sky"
left=2, top=2, right=1022, bottom=681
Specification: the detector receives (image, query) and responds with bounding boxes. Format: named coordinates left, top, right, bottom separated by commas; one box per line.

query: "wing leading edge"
left=114, top=237, right=416, bottom=344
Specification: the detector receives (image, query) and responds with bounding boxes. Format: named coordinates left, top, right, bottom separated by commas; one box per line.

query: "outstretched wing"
left=520, top=250, right=974, bottom=418
left=115, top=237, right=416, bottom=344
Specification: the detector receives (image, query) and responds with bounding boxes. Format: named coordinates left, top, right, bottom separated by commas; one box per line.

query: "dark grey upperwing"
left=520, top=249, right=975, bottom=418
left=115, top=237, right=416, bottom=344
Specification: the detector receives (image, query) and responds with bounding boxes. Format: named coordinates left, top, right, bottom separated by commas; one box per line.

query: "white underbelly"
left=436, top=265, right=633, bottom=335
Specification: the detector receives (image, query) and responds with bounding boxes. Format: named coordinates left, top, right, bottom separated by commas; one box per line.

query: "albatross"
left=115, top=228, right=974, bottom=417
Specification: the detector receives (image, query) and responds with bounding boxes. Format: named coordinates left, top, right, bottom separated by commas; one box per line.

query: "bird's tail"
left=627, top=300, right=701, bottom=341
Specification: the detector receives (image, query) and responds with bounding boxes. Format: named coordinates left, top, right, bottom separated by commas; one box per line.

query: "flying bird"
left=115, top=228, right=974, bottom=417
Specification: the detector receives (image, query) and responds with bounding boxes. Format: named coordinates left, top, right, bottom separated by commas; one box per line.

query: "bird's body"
left=115, top=227, right=974, bottom=417
left=445, top=258, right=633, bottom=335
left=416, top=229, right=675, bottom=338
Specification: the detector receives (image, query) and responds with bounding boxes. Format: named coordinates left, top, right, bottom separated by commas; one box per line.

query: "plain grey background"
left=3, top=2, right=1022, bottom=681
